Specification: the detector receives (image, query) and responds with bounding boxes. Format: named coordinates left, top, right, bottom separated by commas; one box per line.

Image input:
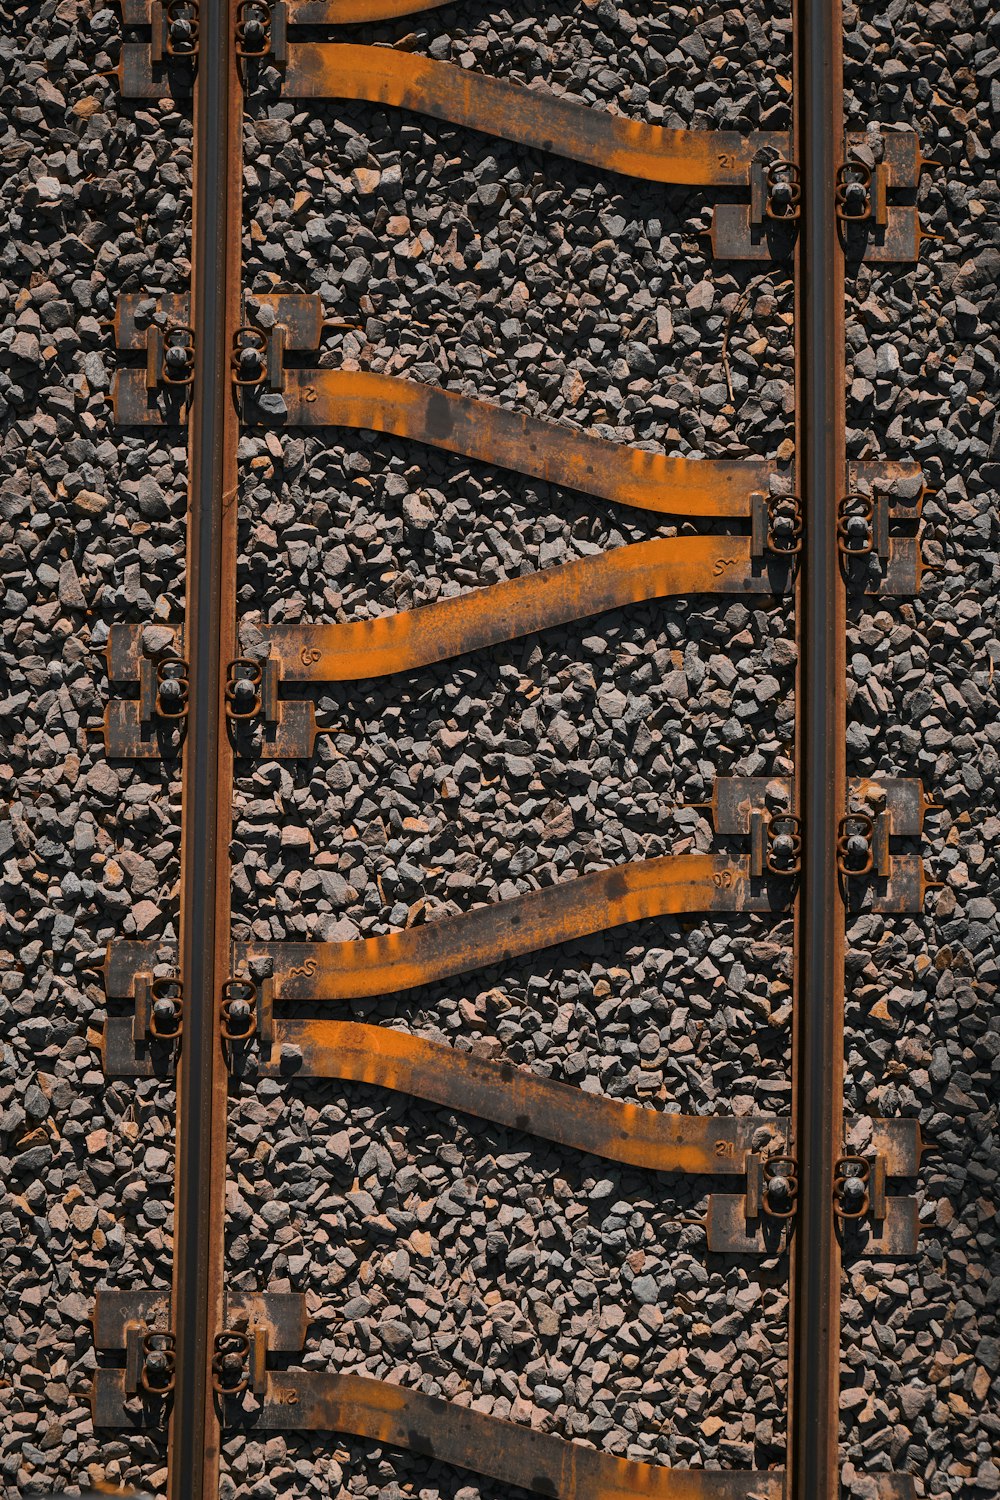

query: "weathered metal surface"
left=254, top=538, right=792, bottom=683
left=793, top=8, right=848, bottom=1483
left=836, top=487, right=923, bottom=594
left=113, top=292, right=323, bottom=353
left=92, top=1287, right=304, bottom=1352
left=117, top=38, right=193, bottom=98
left=92, top=1288, right=306, bottom=1428
left=840, top=205, right=924, bottom=263
left=866, top=1118, right=922, bottom=1176
left=703, top=778, right=934, bottom=911
left=707, top=1190, right=917, bottom=1257
left=842, top=129, right=924, bottom=189
left=103, top=624, right=190, bottom=756
left=117, top=363, right=781, bottom=521
left=849, top=459, right=925, bottom=512
left=106, top=622, right=180, bottom=679
left=711, top=201, right=922, bottom=262
left=101, top=876, right=931, bottom=1025
left=227, top=1292, right=307, bottom=1352
left=92, top=1367, right=165, bottom=1430
left=112, top=365, right=190, bottom=425
left=167, top=0, right=247, bottom=1490
left=227, top=692, right=320, bottom=759
left=712, top=130, right=924, bottom=261
left=277, top=370, right=775, bottom=519
left=705, top=1193, right=790, bottom=1254
left=103, top=698, right=187, bottom=760
left=94, top=1289, right=173, bottom=1349
left=849, top=778, right=939, bottom=837
left=838, top=1195, right=920, bottom=1257
left=104, top=939, right=176, bottom=999
left=872, top=535, right=923, bottom=595
left=264, top=1020, right=789, bottom=1172
left=843, top=853, right=934, bottom=914
left=283, top=46, right=788, bottom=185
left=707, top=775, right=935, bottom=839
left=104, top=1015, right=177, bottom=1078
left=113, top=293, right=322, bottom=423
left=288, top=0, right=451, bottom=18
left=708, top=204, right=797, bottom=263
left=872, top=1479, right=916, bottom=1500
left=104, top=624, right=319, bottom=761
left=251, top=1371, right=785, bottom=1497
left=236, top=854, right=790, bottom=1001
left=92, top=1288, right=174, bottom=1430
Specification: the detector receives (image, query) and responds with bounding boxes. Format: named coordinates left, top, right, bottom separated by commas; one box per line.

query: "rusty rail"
left=169, top=0, right=242, bottom=1494
left=790, top=0, right=846, bottom=1496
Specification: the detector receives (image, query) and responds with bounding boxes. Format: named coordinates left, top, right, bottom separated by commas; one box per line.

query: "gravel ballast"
left=840, top=2, right=1000, bottom=1495
left=6, top=0, right=998, bottom=1494
left=0, top=0, right=187, bottom=1489
left=227, top=0, right=794, bottom=1493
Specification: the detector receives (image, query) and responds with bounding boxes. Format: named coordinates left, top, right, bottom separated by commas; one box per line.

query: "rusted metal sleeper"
left=117, top=357, right=776, bottom=520
left=253, top=1372, right=784, bottom=1496
left=255, top=536, right=789, bottom=682
left=93, top=1357, right=780, bottom=1495
left=280, top=370, right=774, bottom=518
left=237, top=854, right=783, bottom=1001
left=263, top=1020, right=789, bottom=1173
left=288, top=0, right=454, bottom=18
left=282, top=46, right=789, bottom=185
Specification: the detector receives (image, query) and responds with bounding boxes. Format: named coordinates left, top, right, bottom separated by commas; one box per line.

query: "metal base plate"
left=711, top=202, right=922, bottom=263
left=706, top=1193, right=919, bottom=1256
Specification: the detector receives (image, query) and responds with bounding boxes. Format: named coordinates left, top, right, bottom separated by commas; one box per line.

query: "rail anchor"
left=235, top=0, right=287, bottom=60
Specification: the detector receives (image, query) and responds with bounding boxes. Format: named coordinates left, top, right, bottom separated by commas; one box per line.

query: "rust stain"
left=282, top=371, right=774, bottom=518
left=288, top=0, right=454, bottom=20
left=257, top=1372, right=784, bottom=1497
left=273, top=1020, right=789, bottom=1174
left=284, top=46, right=789, bottom=186
left=260, top=536, right=786, bottom=682
left=237, top=853, right=785, bottom=1001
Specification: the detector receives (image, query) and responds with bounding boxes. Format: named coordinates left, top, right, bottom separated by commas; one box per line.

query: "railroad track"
left=82, top=0, right=943, bottom=1496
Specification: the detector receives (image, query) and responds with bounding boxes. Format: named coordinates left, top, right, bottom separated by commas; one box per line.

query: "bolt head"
left=766, top=1173, right=791, bottom=1203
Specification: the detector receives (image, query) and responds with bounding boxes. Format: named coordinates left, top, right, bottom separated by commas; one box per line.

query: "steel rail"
left=283, top=46, right=788, bottom=184
left=790, top=0, right=846, bottom=1496
left=170, top=0, right=242, bottom=1493
left=281, top=369, right=774, bottom=517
